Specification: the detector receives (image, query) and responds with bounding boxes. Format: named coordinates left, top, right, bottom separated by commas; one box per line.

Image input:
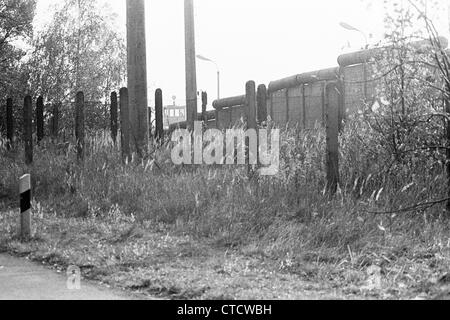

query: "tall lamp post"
left=339, top=22, right=369, bottom=49
left=196, top=54, right=220, bottom=100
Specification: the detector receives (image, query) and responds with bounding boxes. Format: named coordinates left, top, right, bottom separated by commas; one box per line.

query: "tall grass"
left=0, top=118, right=448, bottom=260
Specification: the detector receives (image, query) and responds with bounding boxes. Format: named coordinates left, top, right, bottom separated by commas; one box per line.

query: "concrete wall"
left=267, top=68, right=341, bottom=129
left=269, top=82, right=328, bottom=129
left=207, top=38, right=448, bottom=131
left=215, top=105, right=246, bottom=130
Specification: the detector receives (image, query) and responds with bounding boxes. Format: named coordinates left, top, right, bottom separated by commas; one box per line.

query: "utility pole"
left=127, top=0, right=149, bottom=158
left=184, top=0, right=198, bottom=130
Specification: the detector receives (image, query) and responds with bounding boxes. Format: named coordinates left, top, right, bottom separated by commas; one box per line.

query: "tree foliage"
left=349, top=0, right=450, bottom=216
left=0, top=0, right=36, bottom=99
left=29, top=0, right=126, bottom=104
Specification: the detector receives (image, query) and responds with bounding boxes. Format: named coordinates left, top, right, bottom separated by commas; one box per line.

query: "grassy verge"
left=0, top=206, right=355, bottom=300
left=1, top=201, right=449, bottom=300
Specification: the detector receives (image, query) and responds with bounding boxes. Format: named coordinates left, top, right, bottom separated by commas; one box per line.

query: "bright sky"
left=34, top=0, right=450, bottom=107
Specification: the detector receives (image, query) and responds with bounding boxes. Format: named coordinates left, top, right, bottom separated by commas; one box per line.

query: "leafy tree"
left=29, top=0, right=126, bottom=104
left=0, top=0, right=36, bottom=99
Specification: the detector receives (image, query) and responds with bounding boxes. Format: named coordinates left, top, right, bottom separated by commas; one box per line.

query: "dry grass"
left=0, top=121, right=449, bottom=299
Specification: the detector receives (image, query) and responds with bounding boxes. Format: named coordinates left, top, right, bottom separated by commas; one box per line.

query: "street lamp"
left=339, top=21, right=369, bottom=101
left=196, top=54, right=221, bottom=100
left=339, top=22, right=369, bottom=49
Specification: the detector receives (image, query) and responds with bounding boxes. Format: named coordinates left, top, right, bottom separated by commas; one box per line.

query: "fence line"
left=2, top=41, right=446, bottom=195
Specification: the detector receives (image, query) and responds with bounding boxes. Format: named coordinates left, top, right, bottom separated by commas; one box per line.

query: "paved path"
left=0, top=254, right=134, bottom=300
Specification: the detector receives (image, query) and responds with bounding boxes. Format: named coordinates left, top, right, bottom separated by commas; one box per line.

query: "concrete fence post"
left=110, top=92, right=118, bottom=145
left=6, top=98, right=13, bottom=150
left=202, top=91, right=208, bottom=123
left=245, top=81, right=257, bottom=130
left=155, top=89, right=164, bottom=142
left=36, top=96, right=44, bottom=143
left=23, top=96, right=33, bottom=165
left=246, top=81, right=257, bottom=175
left=257, top=84, right=268, bottom=125
left=325, top=82, right=340, bottom=195
left=75, top=92, right=85, bottom=162
left=120, top=87, right=131, bottom=163
left=19, top=174, right=32, bottom=240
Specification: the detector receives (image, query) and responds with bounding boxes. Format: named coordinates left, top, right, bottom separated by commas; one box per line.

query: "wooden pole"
left=246, top=81, right=257, bottom=175
left=155, top=89, right=164, bottom=141
left=6, top=98, right=13, bottom=150
left=75, top=91, right=85, bottom=162
left=257, top=84, right=268, bottom=125
left=36, top=96, right=44, bottom=143
left=184, top=0, right=198, bottom=130
left=126, top=0, right=149, bottom=157
left=19, top=174, right=32, bottom=240
left=23, top=96, right=33, bottom=165
left=325, top=82, right=340, bottom=195
left=110, top=91, right=118, bottom=145
left=120, top=87, right=131, bottom=163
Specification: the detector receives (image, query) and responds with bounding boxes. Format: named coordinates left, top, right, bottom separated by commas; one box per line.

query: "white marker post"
left=19, top=174, right=31, bottom=240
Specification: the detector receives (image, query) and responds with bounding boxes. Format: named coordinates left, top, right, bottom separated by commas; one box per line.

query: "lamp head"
left=339, top=22, right=360, bottom=32
left=196, top=54, right=212, bottom=62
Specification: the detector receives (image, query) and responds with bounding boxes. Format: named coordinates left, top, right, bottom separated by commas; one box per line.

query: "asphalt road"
left=0, top=254, right=133, bottom=300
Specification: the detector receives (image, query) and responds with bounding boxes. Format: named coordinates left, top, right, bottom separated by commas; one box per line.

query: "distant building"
left=164, top=105, right=186, bottom=129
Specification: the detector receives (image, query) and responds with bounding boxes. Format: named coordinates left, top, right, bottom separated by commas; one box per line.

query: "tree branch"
left=365, top=197, right=450, bottom=215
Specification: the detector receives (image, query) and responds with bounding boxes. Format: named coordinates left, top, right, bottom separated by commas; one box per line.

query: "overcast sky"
left=34, top=0, right=450, bottom=107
